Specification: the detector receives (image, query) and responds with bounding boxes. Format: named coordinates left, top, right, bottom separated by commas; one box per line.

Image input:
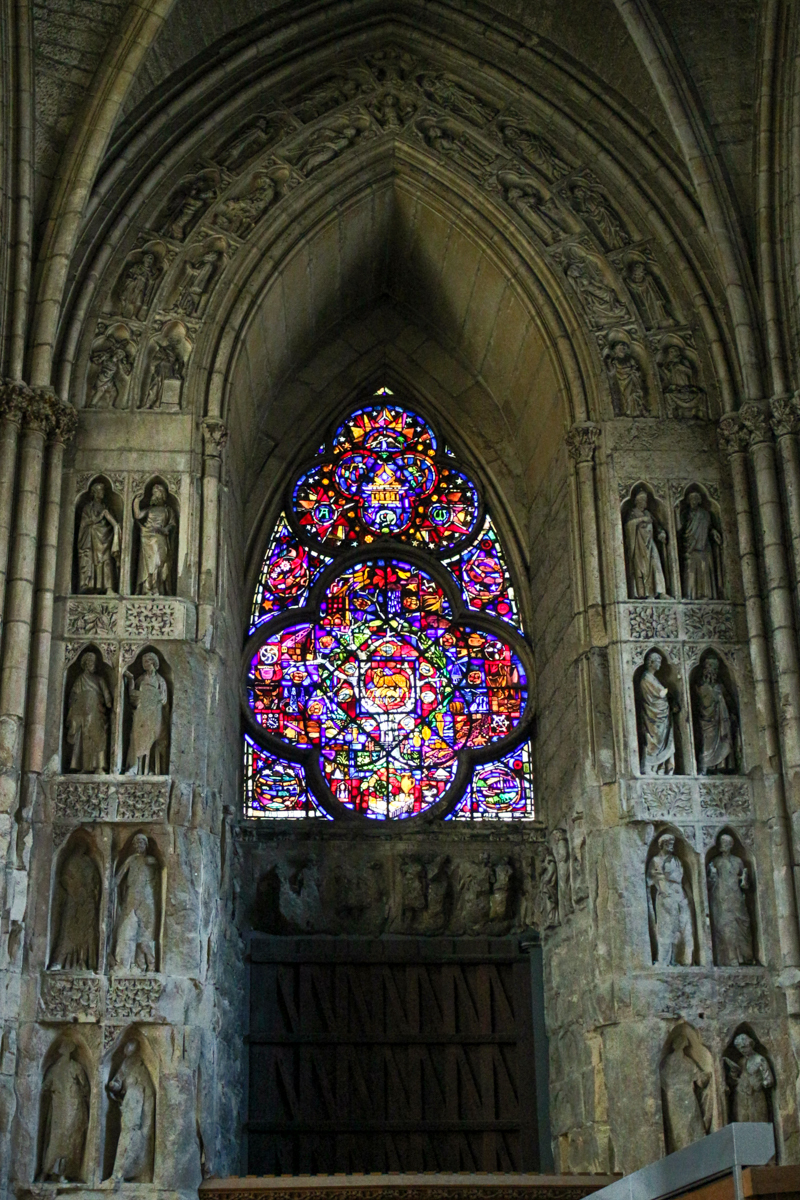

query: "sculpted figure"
left=416, top=73, right=495, bottom=124
left=498, top=120, right=569, bottom=182
left=569, top=182, right=629, bottom=249
left=658, top=339, right=705, bottom=419
left=174, top=243, right=227, bottom=316
left=217, top=115, right=274, bottom=172
left=368, top=92, right=416, bottom=129
left=134, top=484, right=176, bottom=596
left=77, top=480, right=120, bottom=594
left=708, top=834, right=754, bottom=965
left=498, top=170, right=574, bottom=243
left=125, top=653, right=169, bottom=775
left=540, top=852, right=559, bottom=928
left=111, top=834, right=159, bottom=972
left=39, top=1043, right=90, bottom=1181
left=50, top=841, right=101, bottom=970
left=88, top=330, right=135, bottom=409
left=66, top=652, right=113, bottom=774
left=553, top=834, right=573, bottom=924
left=694, top=656, right=736, bottom=775
left=661, top=1031, right=712, bottom=1151
left=417, top=116, right=493, bottom=178
left=160, top=170, right=218, bottom=240
left=460, top=854, right=493, bottom=931
left=638, top=651, right=680, bottom=776
left=489, top=859, right=514, bottom=921
left=117, top=251, right=161, bottom=320
left=294, top=116, right=369, bottom=175
left=682, top=492, right=722, bottom=599
left=142, top=325, right=189, bottom=411
left=106, top=1040, right=155, bottom=1182
left=724, top=1035, right=773, bottom=1123
left=624, top=255, right=676, bottom=329
left=625, top=490, right=668, bottom=598
left=562, top=246, right=629, bottom=326
left=647, top=833, right=694, bottom=965
left=604, top=333, right=649, bottom=416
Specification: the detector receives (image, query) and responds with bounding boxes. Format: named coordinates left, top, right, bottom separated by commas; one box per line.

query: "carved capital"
left=0, top=379, right=32, bottom=427
left=565, top=422, right=601, bottom=464
left=202, top=417, right=228, bottom=457
left=717, top=414, right=748, bottom=457
left=23, top=387, right=57, bottom=436
left=50, top=398, right=79, bottom=445
left=770, top=394, right=800, bottom=439
left=738, top=401, right=772, bottom=448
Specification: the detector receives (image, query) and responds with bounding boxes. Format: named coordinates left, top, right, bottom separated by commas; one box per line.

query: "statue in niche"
left=291, top=73, right=366, bottom=122
left=681, top=491, right=723, bottom=600
left=552, top=833, right=573, bottom=924
left=638, top=651, right=680, bottom=776
left=497, top=170, right=576, bottom=243
left=661, top=1030, right=712, bottom=1152
left=134, top=484, right=176, bottom=596
left=76, top=480, right=120, bottom=594
left=568, top=180, right=630, bottom=250
left=115, top=244, right=166, bottom=321
left=657, top=335, right=706, bottom=419
left=367, top=91, right=416, bottom=129
left=159, top=168, right=219, bottom=240
left=708, top=833, right=754, bottom=965
left=489, top=859, right=514, bottom=921
left=416, top=116, right=494, bottom=179
left=106, top=1040, right=155, bottom=1182
left=724, top=1034, right=774, bottom=1123
left=603, top=330, right=651, bottom=417
left=173, top=237, right=228, bottom=317
left=213, top=169, right=290, bottom=239
left=141, top=321, right=191, bottom=411
left=497, top=119, right=570, bottom=182
left=647, top=833, right=694, bottom=965
left=561, top=244, right=629, bottom=326
left=87, top=324, right=136, bottom=410
left=216, top=115, right=278, bottom=173
left=65, top=651, right=113, bottom=774
left=50, top=839, right=101, bottom=970
left=292, top=114, right=370, bottom=176
left=415, top=72, right=496, bottom=125
left=125, top=654, right=169, bottom=776
left=623, top=253, right=677, bottom=329
left=39, top=1043, right=90, bottom=1181
left=110, top=833, right=159, bottom=973
left=625, top=490, right=669, bottom=599
left=694, top=655, right=737, bottom=775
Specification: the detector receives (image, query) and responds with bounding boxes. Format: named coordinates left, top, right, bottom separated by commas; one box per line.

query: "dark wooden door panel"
left=247, top=937, right=539, bottom=1175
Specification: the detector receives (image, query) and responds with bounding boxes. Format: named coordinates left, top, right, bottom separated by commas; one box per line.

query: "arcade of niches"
left=2, top=0, right=800, bottom=1194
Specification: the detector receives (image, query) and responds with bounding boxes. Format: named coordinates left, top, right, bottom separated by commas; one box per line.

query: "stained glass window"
left=243, top=396, right=535, bottom=821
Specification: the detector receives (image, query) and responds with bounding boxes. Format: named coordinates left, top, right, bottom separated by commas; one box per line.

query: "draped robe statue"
left=646, top=833, right=694, bottom=965
left=50, top=843, right=101, bottom=970
left=40, top=1043, right=90, bottom=1181
left=134, top=485, right=176, bottom=595
left=724, top=1035, right=773, bottom=1123
left=77, top=482, right=120, bottom=593
left=661, top=1032, right=711, bottom=1152
left=66, top=652, right=112, bottom=773
left=638, top=651, right=677, bottom=776
left=694, top=655, right=736, bottom=774
left=682, top=492, right=722, bottom=599
left=625, top=491, right=668, bottom=598
left=125, top=654, right=169, bottom=775
left=107, top=1041, right=155, bottom=1182
left=111, top=834, right=159, bottom=972
left=708, top=834, right=754, bottom=965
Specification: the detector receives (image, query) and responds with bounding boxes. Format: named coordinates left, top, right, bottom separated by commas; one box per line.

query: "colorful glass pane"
left=247, top=559, right=528, bottom=819
left=292, top=404, right=480, bottom=553
left=446, top=515, right=521, bottom=628
left=243, top=736, right=326, bottom=818
left=249, top=514, right=328, bottom=631
left=446, top=742, right=535, bottom=820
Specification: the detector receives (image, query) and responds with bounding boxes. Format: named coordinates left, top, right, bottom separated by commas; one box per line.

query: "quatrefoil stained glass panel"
left=243, top=397, right=535, bottom=821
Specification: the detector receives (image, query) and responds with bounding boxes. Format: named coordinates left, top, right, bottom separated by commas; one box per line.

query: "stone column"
left=566, top=422, right=605, bottom=642
left=199, top=418, right=228, bottom=642
left=0, top=390, right=53, bottom=815
left=0, top=382, right=29, bottom=636
left=770, top=394, right=800, bottom=605
left=720, top=412, right=800, bottom=971
left=23, top=399, right=78, bottom=776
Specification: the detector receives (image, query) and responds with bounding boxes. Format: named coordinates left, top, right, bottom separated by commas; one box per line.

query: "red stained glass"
left=250, top=515, right=329, bottom=631
left=446, top=515, right=521, bottom=627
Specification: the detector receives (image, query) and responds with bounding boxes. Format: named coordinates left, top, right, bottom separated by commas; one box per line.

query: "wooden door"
left=246, top=936, right=541, bottom=1174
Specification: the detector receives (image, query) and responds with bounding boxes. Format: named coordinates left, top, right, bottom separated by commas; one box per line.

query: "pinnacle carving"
left=565, top=422, right=601, bottom=463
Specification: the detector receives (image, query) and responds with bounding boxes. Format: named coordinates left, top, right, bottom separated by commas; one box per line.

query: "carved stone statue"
left=724, top=1034, right=773, bottom=1123
left=50, top=840, right=101, bottom=970
left=647, top=833, right=694, bottom=965
left=708, top=834, right=754, bottom=965
left=552, top=834, right=573, bottom=924
left=540, top=851, right=559, bottom=928
left=106, top=1040, right=156, bottom=1182
left=66, top=652, right=113, bottom=774
left=115, top=246, right=164, bottom=320
left=39, top=1043, right=90, bottom=1181
left=694, top=655, right=737, bottom=775
left=661, top=1031, right=712, bottom=1151
left=141, top=322, right=191, bottom=411
left=293, top=115, right=370, bottom=176
left=489, top=859, right=514, bottom=921
left=624, top=254, right=677, bottom=329
left=568, top=181, right=629, bottom=249
left=87, top=325, right=136, bottom=409
left=460, top=854, right=492, bottom=932
left=159, top=169, right=219, bottom=240
left=498, top=119, right=570, bottom=182
left=561, top=245, right=629, bottom=326
left=657, top=336, right=706, bottom=419
left=213, top=171, right=288, bottom=238
left=110, top=833, right=159, bottom=972
left=638, top=651, right=679, bottom=776
left=173, top=239, right=227, bottom=317
left=76, top=481, right=120, bottom=593
left=625, top=490, right=668, bottom=598
left=603, top=331, right=650, bottom=417
left=497, top=170, right=575, bottom=243
left=134, top=484, right=176, bottom=596
left=125, top=654, right=169, bottom=775
left=417, top=116, right=493, bottom=178
left=216, top=115, right=275, bottom=172
left=682, top=492, right=722, bottom=599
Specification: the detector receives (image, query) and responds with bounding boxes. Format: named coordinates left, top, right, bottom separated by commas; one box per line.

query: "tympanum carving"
left=568, top=177, right=630, bottom=249
left=105, top=1037, right=156, bottom=1182
left=497, top=117, right=570, bottom=181
left=124, top=651, right=170, bottom=776
left=110, top=833, right=161, bottom=973
left=74, top=477, right=122, bottom=595
left=132, top=480, right=177, bottom=596
left=707, top=832, right=755, bottom=965
left=496, top=170, right=577, bottom=244
left=64, top=649, right=114, bottom=775
left=601, top=328, right=654, bottom=416
left=656, top=334, right=706, bottom=419
left=38, top=1039, right=90, bottom=1182
left=49, top=834, right=102, bottom=971
left=559, top=243, right=629, bottom=327
left=213, top=169, right=291, bottom=238
left=646, top=832, right=695, bottom=965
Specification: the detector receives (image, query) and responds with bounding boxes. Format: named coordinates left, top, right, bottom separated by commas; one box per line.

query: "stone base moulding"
left=198, top=1176, right=619, bottom=1200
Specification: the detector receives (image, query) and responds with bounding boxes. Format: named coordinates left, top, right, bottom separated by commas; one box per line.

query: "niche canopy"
left=243, top=394, right=535, bottom=822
